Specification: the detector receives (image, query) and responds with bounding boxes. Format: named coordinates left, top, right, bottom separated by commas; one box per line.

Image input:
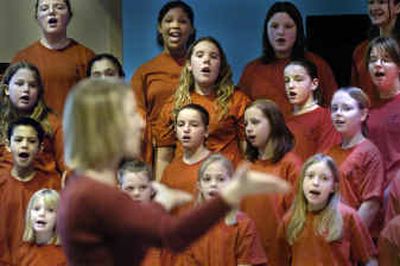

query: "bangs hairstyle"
left=0, top=61, right=53, bottom=143
left=174, top=103, right=210, bottom=127
left=333, top=87, right=370, bottom=136
left=365, top=36, right=400, bottom=68
left=245, top=99, right=294, bottom=163
left=23, top=189, right=61, bottom=245
left=174, top=36, right=234, bottom=120
left=117, top=158, right=153, bottom=185
left=7, top=117, right=45, bottom=144
left=285, top=59, right=322, bottom=104
left=86, top=53, right=125, bottom=78
left=197, top=153, right=234, bottom=203
left=35, top=0, right=73, bottom=19
left=261, top=1, right=305, bottom=63
left=63, top=79, right=132, bottom=170
left=157, top=0, right=196, bottom=47
left=287, top=154, right=343, bottom=245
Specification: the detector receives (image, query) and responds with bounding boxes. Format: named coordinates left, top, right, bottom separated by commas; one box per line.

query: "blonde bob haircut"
left=63, top=78, right=132, bottom=170
left=23, top=189, right=61, bottom=245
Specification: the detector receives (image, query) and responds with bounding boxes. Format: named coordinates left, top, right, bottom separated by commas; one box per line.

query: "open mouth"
left=35, top=220, right=47, bottom=227
left=276, top=37, right=286, bottom=44
left=201, top=67, right=211, bottom=73
left=374, top=71, right=385, bottom=78
left=334, top=119, right=345, bottom=126
left=246, top=135, right=256, bottom=142
left=20, top=95, right=30, bottom=102
left=18, top=152, right=30, bottom=159
left=208, top=190, right=218, bottom=197
left=309, top=190, right=321, bottom=197
left=48, top=17, right=58, bottom=23
left=181, top=135, right=191, bottom=142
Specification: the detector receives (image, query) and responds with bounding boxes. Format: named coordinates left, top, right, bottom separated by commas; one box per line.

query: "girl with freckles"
left=365, top=36, right=400, bottom=188
left=239, top=1, right=337, bottom=118
left=276, top=154, right=377, bottom=266
left=14, top=189, right=66, bottom=266
left=241, top=99, right=302, bottom=266
left=327, top=87, right=384, bottom=240
left=155, top=36, right=250, bottom=180
left=284, top=59, right=340, bottom=161
left=12, top=0, right=95, bottom=116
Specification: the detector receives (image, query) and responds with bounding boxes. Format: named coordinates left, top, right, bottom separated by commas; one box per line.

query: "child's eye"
left=139, top=185, right=148, bottom=191
left=201, top=176, right=211, bottom=182
left=331, top=105, right=338, bottom=112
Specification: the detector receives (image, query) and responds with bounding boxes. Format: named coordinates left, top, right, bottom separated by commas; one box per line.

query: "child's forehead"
left=123, top=171, right=150, bottom=182
left=12, top=125, right=39, bottom=138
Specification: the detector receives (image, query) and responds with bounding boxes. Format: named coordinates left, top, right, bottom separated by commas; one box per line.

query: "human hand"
left=220, top=163, right=291, bottom=207
left=152, top=182, right=193, bottom=211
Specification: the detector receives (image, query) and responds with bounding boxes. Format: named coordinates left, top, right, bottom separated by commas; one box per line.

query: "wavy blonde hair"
left=286, top=154, right=343, bottom=245
left=23, top=189, right=61, bottom=245
left=174, top=36, right=234, bottom=120
left=0, top=61, right=53, bottom=144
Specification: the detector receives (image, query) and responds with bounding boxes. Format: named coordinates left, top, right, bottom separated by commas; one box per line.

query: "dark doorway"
left=306, top=14, right=370, bottom=87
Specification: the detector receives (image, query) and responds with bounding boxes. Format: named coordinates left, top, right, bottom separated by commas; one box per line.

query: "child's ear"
left=360, top=108, right=368, bottom=122
left=311, top=78, right=319, bottom=91
left=3, top=85, right=9, bottom=96
left=5, top=139, right=11, bottom=152
left=39, top=142, right=44, bottom=152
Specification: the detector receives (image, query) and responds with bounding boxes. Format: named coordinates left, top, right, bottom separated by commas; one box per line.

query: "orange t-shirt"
left=286, top=106, right=340, bottom=161
left=368, top=93, right=400, bottom=185
left=130, top=52, right=185, bottom=165
left=239, top=52, right=338, bottom=118
left=350, top=40, right=381, bottom=106
left=0, top=171, right=61, bottom=264
left=14, top=243, right=67, bottom=266
left=155, top=90, right=250, bottom=166
left=379, top=215, right=400, bottom=266
left=240, top=152, right=302, bottom=266
left=140, top=248, right=161, bottom=266
left=178, top=211, right=268, bottom=266
left=12, top=40, right=95, bottom=116
left=0, top=113, right=65, bottom=177
left=326, top=139, right=385, bottom=237
left=385, top=176, right=400, bottom=225
left=277, top=203, right=377, bottom=266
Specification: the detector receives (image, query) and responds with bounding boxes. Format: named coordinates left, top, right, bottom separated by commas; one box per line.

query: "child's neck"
left=194, top=83, right=215, bottom=96
left=35, top=231, right=53, bottom=245
left=183, top=145, right=211, bottom=165
left=341, top=131, right=365, bottom=149
left=379, top=80, right=400, bottom=99
left=293, top=97, right=318, bottom=116
left=258, top=140, right=275, bottom=161
left=40, top=34, right=70, bottom=50
left=11, top=166, right=36, bottom=182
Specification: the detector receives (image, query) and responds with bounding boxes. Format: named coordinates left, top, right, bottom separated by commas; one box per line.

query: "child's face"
left=158, top=7, right=193, bottom=52
left=198, top=161, right=230, bottom=201
left=121, top=171, right=153, bottom=202
left=7, top=68, right=39, bottom=113
left=244, top=106, right=271, bottom=150
left=368, top=0, right=400, bottom=27
left=284, top=64, right=318, bottom=106
left=330, top=91, right=366, bottom=136
left=31, top=197, right=57, bottom=235
left=267, top=12, right=297, bottom=58
left=90, top=59, right=120, bottom=80
left=368, top=47, right=400, bottom=92
left=36, top=0, right=70, bottom=34
left=8, top=125, right=40, bottom=170
left=188, top=40, right=221, bottom=90
left=176, top=108, right=207, bottom=151
left=302, top=161, right=335, bottom=212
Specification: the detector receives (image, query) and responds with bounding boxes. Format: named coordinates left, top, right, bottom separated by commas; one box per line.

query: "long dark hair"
left=261, top=1, right=305, bottom=63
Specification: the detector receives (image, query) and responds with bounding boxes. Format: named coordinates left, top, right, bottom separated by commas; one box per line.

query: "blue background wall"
left=122, top=1, right=367, bottom=83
